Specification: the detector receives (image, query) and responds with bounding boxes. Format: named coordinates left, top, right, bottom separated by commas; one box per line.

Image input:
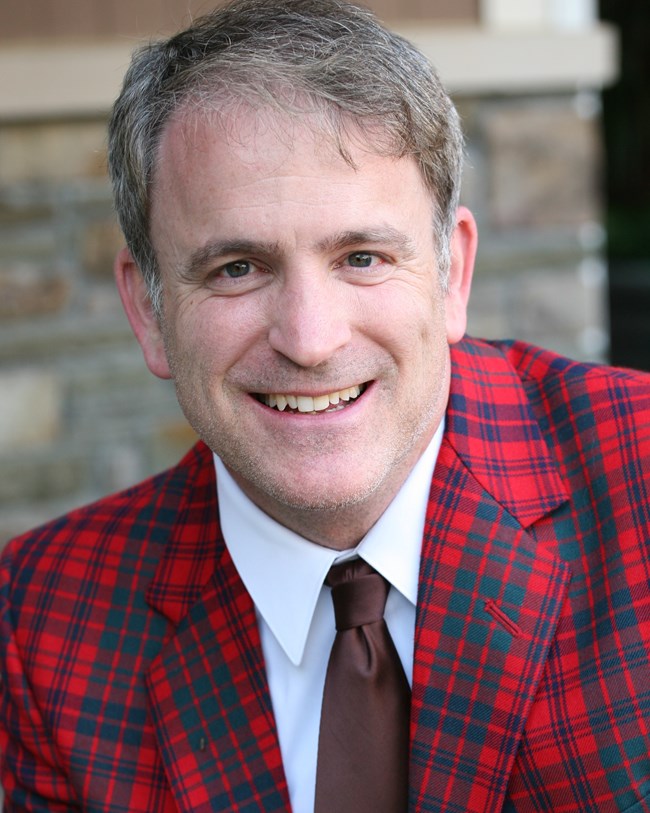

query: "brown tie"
left=314, top=558, right=410, bottom=813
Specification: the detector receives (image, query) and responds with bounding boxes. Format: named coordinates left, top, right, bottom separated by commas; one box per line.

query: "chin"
left=244, top=466, right=388, bottom=516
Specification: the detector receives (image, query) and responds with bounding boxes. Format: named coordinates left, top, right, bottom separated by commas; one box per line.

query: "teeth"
left=313, top=395, right=331, bottom=411
left=263, top=384, right=363, bottom=413
left=296, top=396, right=313, bottom=413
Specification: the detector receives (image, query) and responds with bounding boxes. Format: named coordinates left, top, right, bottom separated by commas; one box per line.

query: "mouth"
left=255, top=383, right=368, bottom=414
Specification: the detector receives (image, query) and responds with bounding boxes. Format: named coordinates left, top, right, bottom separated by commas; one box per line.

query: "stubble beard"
left=163, top=325, right=449, bottom=543
left=174, top=371, right=442, bottom=547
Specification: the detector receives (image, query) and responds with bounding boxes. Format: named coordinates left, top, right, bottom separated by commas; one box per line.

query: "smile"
left=257, top=384, right=366, bottom=413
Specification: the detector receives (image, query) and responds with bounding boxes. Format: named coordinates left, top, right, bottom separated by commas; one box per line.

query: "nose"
left=268, top=272, right=352, bottom=368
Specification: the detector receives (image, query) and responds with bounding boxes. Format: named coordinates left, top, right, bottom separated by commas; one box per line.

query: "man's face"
left=117, top=110, right=475, bottom=545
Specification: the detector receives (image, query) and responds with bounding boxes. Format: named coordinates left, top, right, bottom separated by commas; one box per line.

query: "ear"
left=114, top=247, right=172, bottom=379
left=445, top=205, right=477, bottom=345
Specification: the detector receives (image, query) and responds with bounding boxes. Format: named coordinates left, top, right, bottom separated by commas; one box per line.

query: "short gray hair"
left=108, top=0, right=465, bottom=314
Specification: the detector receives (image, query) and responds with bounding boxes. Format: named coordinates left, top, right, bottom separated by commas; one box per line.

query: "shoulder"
left=456, top=337, right=650, bottom=504
left=457, top=335, right=650, bottom=417
left=491, top=337, right=649, bottom=389
left=458, top=335, right=649, bottom=387
left=491, top=338, right=650, bottom=441
left=0, top=441, right=214, bottom=599
left=451, top=336, right=650, bottom=481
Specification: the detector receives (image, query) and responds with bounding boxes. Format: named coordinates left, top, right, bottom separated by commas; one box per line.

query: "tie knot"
left=326, top=559, right=390, bottom=631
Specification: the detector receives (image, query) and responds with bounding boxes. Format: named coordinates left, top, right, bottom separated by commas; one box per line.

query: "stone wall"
left=460, top=91, right=608, bottom=360
left=0, top=119, right=196, bottom=544
left=0, top=88, right=608, bottom=546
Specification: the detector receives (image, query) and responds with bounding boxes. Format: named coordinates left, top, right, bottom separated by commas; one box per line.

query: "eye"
left=346, top=252, right=379, bottom=268
left=206, top=257, right=271, bottom=295
left=334, top=250, right=391, bottom=285
left=219, top=260, right=254, bottom=278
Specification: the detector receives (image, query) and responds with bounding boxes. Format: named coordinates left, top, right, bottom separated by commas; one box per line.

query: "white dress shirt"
left=214, top=422, right=443, bottom=813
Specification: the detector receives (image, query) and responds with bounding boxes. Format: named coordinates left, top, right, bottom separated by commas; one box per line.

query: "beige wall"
left=0, top=0, right=477, bottom=41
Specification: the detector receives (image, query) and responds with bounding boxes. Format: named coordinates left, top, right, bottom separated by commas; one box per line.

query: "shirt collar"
left=215, top=421, right=444, bottom=666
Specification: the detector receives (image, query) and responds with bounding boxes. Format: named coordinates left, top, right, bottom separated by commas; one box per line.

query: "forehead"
left=153, top=102, right=423, bottom=192
left=148, top=104, right=436, bottom=265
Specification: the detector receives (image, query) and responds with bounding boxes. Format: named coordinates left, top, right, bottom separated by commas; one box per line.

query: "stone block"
left=483, top=100, right=600, bottom=228
left=66, top=357, right=178, bottom=429
left=0, top=314, right=136, bottom=365
left=0, top=504, right=71, bottom=548
left=97, top=444, right=146, bottom=494
left=0, top=370, right=63, bottom=451
left=466, top=275, right=512, bottom=340
left=81, top=217, right=124, bottom=279
left=84, top=284, right=129, bottom=319
left=149, top=418, right=198, bottom=472
left=0, top=197, right=54, bottom=226
left=0, top=120, right=108, bottom=184
left=467, top=258, right=608, bottom=363
left=0, top=222, right=59, bottom=263
left=0, top=451, right=87, bottom=504
left=0, top=263, right=72, bottom=319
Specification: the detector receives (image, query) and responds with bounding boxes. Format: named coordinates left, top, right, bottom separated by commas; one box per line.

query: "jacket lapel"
left=144, top=444, right=290, bottom=813
left=410, top=340, right=572, bottom=813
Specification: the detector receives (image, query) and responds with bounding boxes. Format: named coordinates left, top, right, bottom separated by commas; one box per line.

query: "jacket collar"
left=145, top=442, right=222, bottom=625
left=446, top=338, right=568, bottom=526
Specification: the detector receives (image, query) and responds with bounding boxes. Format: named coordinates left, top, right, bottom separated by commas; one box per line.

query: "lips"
left=258, top=384, right=365, bottom=413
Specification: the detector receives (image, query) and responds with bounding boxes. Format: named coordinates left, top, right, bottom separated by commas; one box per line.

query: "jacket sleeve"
left=0, top=543, right=80, bottom=812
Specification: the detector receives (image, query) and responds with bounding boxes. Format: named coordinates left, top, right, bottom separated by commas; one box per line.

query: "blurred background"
left=0, top=0, right=647, bottom=548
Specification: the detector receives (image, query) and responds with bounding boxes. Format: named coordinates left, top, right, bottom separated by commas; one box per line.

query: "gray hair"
left=108, top=0, right=465, bottom=315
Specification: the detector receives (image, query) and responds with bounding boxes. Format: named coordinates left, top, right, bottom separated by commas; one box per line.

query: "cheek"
left=161, top=308, right=211, bottom=383
left=406, top=304, right=450, bottom=390
left=402, top=290, right=447, bottom=351
left=165, top=298, right=262, bottom=384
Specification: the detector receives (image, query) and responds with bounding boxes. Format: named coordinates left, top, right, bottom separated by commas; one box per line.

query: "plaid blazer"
left=2, top=337, right=650, bottom=812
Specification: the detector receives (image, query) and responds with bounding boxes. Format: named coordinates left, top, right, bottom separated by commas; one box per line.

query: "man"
left=1, top=0, right=649, bottom=811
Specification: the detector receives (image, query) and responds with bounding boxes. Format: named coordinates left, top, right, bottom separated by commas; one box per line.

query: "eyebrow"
left=315, top=227, right=419, bottom=257
left=178, top=226, right=418, bottom=280
left=179, top=239, right=282, bottom=281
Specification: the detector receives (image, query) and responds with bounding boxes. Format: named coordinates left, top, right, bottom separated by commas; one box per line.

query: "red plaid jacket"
left=2, top=337, right=650, bottom=812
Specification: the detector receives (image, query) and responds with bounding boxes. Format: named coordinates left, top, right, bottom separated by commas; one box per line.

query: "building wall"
left=0, top=5, right=616, bottom=545
left=0, top=0, right=477, bottom=40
